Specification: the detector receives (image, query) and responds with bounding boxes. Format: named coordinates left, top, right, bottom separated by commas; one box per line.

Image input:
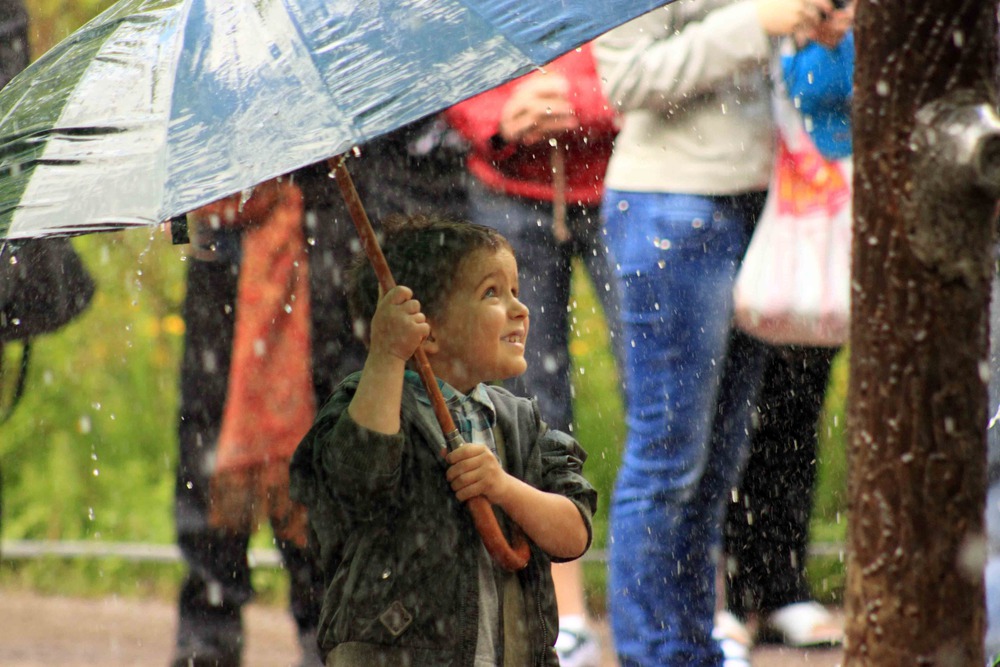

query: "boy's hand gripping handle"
left=330, top=157, right=531, bottom=572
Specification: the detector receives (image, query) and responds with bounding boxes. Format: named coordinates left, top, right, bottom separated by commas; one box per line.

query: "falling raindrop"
left=876, top=80, right=890, bottom=96
left=543, top=355, right=559, bottom=374
left=79, top=415, right=92, bottom=434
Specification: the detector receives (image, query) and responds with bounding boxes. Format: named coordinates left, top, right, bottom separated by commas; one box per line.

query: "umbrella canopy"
left=0, top=0, right=667, bottom=239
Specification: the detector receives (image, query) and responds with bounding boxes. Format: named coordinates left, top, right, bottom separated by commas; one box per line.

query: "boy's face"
left=426, top=247, right=529, bottom=393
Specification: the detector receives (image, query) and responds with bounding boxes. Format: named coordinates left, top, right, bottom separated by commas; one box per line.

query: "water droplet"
left=617, top=200, right=629, bottom=212
left=79, top=415, right=92, bottom=434
left=876, top=80, right=890, bottom=96
left=543, top=355, right=559, bottom=374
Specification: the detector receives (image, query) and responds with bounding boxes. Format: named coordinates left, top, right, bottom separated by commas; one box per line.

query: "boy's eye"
left=483, top=286, right=497, bottom=298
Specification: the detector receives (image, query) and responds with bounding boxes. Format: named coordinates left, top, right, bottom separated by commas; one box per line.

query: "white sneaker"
left=713, top=611, right=752, bottom=667
left=555, top=626, right=601, bottom=667
left=765, top=601, right=843, bottom=648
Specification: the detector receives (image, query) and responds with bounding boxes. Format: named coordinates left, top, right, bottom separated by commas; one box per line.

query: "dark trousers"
left=175, top=257, right=325, bottom=656
left=724, top=344, right=838, bottom=618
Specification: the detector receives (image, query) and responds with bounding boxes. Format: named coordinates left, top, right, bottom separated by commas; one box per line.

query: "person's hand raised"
left=756, top=0, right=833, bottom=38
left=810, top=3, right=854, bottom=48
left=499, top=72, right=580, bottom=146
left=369, top=285, right=430, bottom=362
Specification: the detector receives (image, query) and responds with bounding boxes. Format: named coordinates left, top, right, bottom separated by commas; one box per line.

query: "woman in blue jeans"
left=601, top=191, right=767, bottom=666
left=595, top=1, right=829, bottom=664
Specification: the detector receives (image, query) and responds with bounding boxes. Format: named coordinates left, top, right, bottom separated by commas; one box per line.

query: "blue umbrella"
left=0, top=0, right=667, bottom=239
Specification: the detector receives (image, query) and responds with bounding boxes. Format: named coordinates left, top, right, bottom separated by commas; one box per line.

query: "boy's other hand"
left=370, top=285, right=430, bottom=362
left=445, top=443, right=511, bottom=504
left=499, top=73, right=580, bottom=146
left=810, top=3, right=853, bottom=47
left=756, top=0, right=832, bottom=37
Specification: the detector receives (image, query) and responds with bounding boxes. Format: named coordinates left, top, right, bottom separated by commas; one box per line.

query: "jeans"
left=601, top=190, right=768, bottom=667
left=469, top=180, right=623, bottom=433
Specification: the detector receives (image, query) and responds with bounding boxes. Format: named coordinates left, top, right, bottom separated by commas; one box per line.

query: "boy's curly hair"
left=347, top=215, right=513, bottom=345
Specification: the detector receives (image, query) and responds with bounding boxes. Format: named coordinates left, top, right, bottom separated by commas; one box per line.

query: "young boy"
left=289, top=215, right=597, bottom=666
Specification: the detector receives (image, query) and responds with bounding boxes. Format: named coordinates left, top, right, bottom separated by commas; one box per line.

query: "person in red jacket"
left=446, top=44, right=620, bottom=667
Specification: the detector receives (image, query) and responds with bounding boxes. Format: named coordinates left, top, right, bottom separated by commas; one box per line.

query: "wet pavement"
left=0, top=588, right=844, bottom=666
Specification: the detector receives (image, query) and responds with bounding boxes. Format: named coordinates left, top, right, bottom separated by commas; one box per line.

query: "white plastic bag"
left=733, top=91, right=852, bottom=347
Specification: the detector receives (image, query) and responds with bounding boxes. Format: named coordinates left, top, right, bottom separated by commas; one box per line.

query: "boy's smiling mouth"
left=503, top=331, right=525, bottom=345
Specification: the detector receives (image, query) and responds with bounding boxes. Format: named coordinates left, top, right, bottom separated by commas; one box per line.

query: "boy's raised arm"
left=348, top=285, right=429, bottom=435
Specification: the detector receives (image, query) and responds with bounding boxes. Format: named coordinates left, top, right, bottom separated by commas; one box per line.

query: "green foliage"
left=1, top=233, right=185, bottom=552
left=26, top=0, right=118, bottom=56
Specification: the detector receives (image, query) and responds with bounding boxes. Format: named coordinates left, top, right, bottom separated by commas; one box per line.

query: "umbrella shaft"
left=328, top=158, right=458, bottom=435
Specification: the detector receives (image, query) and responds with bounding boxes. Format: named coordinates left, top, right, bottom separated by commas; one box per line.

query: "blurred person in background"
left=594, top=1, right=830, bottom=664
left=722, top=5, right=853, bottom=653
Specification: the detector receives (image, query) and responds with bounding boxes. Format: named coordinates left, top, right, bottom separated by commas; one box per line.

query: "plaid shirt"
left=403, top=370, right=498, bottom=457
left=403, top=371, right=503, bottom=665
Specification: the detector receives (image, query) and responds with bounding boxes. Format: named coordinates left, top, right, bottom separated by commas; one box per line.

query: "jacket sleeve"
left=290, top=386, right=407, bottom=522
left=536, top=423, right=598, bottom=562
left=594, top=2, right=771, bottom=113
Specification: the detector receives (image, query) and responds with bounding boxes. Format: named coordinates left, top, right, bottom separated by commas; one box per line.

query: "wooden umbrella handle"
left=329, top=157, right=531, bottom=572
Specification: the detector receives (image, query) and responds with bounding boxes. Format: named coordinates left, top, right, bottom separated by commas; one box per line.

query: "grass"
left=0, top=243, right=848, bottom=611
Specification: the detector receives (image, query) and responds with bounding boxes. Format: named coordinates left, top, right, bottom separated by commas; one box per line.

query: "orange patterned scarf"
left=194, top=178, right=314, bottom=546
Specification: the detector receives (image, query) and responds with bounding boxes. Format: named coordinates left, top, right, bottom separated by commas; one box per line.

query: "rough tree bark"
left=847, top=2, right=999, bottom=665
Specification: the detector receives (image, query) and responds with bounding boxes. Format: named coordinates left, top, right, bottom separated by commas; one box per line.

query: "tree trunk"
left=847, top=2, right=999, bottom=665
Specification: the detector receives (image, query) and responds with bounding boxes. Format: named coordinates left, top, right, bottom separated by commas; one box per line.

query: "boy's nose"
left=510, top=297, right=529, bottom=319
